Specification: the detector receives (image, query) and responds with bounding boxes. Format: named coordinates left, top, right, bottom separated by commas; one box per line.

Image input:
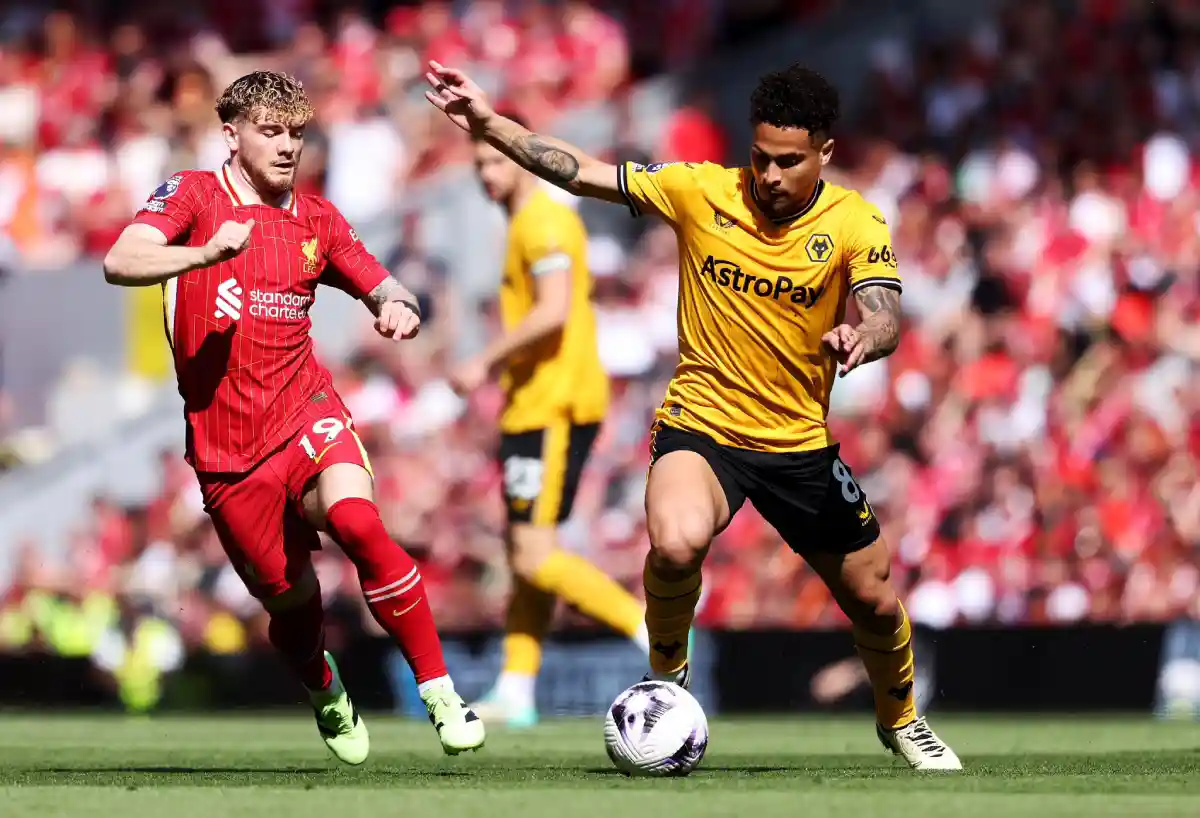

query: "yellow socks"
left=529, top=550, right=646, bottom=644
left=501, top=578, right=557, bottom=677
left=643, top=557, right=701, bottom=675
left=854, top=602, right=917, bottom=730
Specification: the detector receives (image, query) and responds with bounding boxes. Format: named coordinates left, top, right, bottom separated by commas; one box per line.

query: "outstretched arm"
left=425, top=61, right=624, bottom=204
left=475, top=115, right=624, bottom=203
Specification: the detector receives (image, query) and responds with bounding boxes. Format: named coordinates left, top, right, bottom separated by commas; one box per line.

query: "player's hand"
left=822, top=324, right=867, bottom=377
left=424, top=61, right=496, bottom=134
left=448, top=357, right=490, bottom=396
left=204, top=219, right=255, bottom=263
left=375, top=299, right=420, bottom=341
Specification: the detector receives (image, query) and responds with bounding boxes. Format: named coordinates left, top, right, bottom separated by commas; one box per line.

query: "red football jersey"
left=131, top=166, right=389, bottom=473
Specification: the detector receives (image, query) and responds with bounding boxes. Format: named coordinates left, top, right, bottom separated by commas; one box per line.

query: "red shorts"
left=199, top=392, right=372, bottom=599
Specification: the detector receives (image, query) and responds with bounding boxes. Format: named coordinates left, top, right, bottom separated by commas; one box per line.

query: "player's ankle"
left=306, top=657, right=338, bottom=696
left=495, top=671, right=536, bottom=707
left=417, top=675, right=455, bottom=698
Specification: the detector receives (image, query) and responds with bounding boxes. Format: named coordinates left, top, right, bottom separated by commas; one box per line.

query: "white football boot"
left=877, top=716, right=962, bottom=770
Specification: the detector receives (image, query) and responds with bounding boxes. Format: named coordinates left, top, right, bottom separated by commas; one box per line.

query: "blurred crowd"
left=0, top=0, right=633, bottom=267
left=0, top=0, right=825, bottom=269
left=2, top=0, right=1200, bottom=684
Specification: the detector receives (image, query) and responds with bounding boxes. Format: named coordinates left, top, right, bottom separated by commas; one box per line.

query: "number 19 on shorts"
left=297, top=415, right=373, bottom=475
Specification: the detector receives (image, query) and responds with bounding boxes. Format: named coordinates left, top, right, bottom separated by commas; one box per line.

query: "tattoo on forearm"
left=854, top=285, right=902, bottom=362
left=364, top=277, right=417, bottom=317
left=508, top=134, right=581, bottom=187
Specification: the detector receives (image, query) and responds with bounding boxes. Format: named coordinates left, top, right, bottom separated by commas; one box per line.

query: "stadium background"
left=0, top=0, right=1197, bottom=720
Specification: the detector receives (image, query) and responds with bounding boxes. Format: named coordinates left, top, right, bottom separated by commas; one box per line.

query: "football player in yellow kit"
left=449, top=113, right=649, bottom=727
left=428, top=62, right=960, bottom=768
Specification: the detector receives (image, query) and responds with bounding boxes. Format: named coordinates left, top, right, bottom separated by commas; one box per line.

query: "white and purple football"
left=603, top=681, right=709, bottom=776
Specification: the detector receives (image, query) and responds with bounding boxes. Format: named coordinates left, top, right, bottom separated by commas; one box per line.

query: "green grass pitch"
left=0, top=713, right=1196, bottom=817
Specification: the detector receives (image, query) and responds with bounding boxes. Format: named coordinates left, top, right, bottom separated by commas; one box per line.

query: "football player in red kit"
left=103, top=71, right=485, bottom=764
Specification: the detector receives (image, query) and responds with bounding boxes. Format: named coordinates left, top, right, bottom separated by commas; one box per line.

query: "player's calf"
left=322, top=496, right=485, bottom=754
left=509, top=523, right=647, bottom=649
left=254, top=572, right=370, bottom=764
left=260, top=568, right=333, bottom=692
left=808, top=539, right=959, bottom=769
left=810, top=542, right=917, bottom=729
left=823, top=541, right=902, bottom=633
left=643, top=513, right=711, bottom=678
left=323, top=496, right=450, bottom=683
left=486, top=524, right=648, bottom=725
left=643, top=450, right=728, bottom=678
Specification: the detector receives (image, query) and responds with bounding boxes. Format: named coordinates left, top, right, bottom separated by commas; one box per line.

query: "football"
left=603, top=681, right=709, bottom=776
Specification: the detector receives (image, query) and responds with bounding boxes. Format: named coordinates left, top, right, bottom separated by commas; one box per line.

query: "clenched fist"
left=204, top=219, right=255, bottom=264
left=375, top=299, right=421, bottom=341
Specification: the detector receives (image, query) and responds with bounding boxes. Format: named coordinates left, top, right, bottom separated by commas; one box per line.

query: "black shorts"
left=649, top=422, right=881, bottom=555
left=498, top=422, right=600, bottom=525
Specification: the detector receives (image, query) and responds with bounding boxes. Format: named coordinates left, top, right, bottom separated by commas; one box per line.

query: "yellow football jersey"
left=618, top=161, right=901, bottom=452
left=498, top=188, right=610, bottom=432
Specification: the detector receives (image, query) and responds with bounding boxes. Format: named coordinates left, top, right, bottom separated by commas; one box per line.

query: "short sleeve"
left=131, top=172, right=203, bottom=243
left=523, top=206, right=585, bottom=277
left=320, top=206, right=390, bottom=299
left=617, top=161, right=702, bottom=223
left=844, top=198, right=902, bottom=294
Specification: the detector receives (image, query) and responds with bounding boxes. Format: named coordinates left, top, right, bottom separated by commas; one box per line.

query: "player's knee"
left=647, top=510, right=713, bottom=575
left=325, top=497, right=382, bottom=545
left=507, top=524, right=556, bottom=582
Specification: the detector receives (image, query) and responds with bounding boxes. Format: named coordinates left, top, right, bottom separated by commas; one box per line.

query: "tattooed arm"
left=480, top=117, right=625, bottom=203
left=822, top=284, right=903, bottom=377
left=424, top=61, right=625, bottom=204
left=363, top=277, right=422, bottom=341
left=852, top=284, right=903, bottom=364
left=362, top=277, right=419, bottom=318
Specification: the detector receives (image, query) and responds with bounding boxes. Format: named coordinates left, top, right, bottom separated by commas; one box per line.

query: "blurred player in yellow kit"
left=449, top=112, right=649, bottom=727
left=429, top=61, right=961, bottom=769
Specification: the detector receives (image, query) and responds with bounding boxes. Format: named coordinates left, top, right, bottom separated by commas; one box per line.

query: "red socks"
left=268, top=498, right=450, bottom=694
left=325, top=497, right=449, bottom=684
left=267, top=591, right=332, bottom=692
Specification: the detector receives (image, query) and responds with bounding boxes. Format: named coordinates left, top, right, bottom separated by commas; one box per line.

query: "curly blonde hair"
left=215, top=70, right=314, bottom=125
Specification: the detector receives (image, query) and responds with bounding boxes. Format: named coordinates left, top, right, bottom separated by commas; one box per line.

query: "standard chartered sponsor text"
left=249, top=289, right=313, bottom=320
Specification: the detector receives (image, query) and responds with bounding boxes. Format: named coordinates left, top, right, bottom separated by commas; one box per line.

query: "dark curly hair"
left=750, top=64, right=840, bottom=137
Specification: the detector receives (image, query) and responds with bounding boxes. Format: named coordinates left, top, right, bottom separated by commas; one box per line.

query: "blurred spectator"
left=325, top=101, right=408, bottom=224
left=658, top=91, right=728, bottom=163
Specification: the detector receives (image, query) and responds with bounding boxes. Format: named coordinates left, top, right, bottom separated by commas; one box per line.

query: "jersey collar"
left=219, top=161, right=298, bottom=216
left=747, top=175, right=825, bottom=225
